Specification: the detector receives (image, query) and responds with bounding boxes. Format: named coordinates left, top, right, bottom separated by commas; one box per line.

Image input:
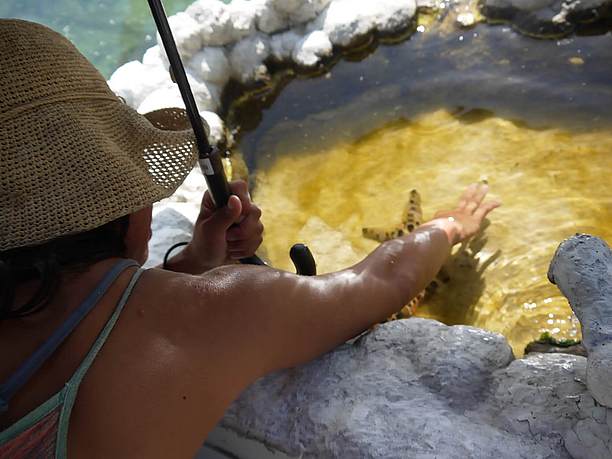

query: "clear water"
left=0, top=0, right=209, bottom=78
left=227, top=11, right=612, bottom=355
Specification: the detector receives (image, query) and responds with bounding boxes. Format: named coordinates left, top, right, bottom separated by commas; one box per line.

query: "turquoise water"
left=0, top=0, right=211, bottom=78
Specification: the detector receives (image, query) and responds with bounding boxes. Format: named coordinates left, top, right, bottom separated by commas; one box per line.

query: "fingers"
left=210, top=195, right=243, bottom=231
left=227, top=204, right=264, bottom=258
left=458, top=183, right=477, bottom=210
left=200, top=189, right=215, bottom=217
left=228, top=180, right=253, bottom=218
left=474, top=199, right=501, bottom=221
left=200, top=180, right=252, bottom=217
left=227, top=205, right=263, bottom=241
left=459, top=182, right=490, bottom=214
left=226, top=181, right=262, bottom=256
left=466, top=183, right=489, bottom=213
left=228, top=234, right=264, bottom=259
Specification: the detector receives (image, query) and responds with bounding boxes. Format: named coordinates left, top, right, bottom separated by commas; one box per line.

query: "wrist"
left=421, top=217, right=461, bottom=246
left=164, top=243, right=214, bottom=274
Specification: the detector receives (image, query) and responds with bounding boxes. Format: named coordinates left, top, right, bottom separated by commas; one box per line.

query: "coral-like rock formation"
left=108, top=0, right=420, bottom=143
left=217, top=319, right=611, bottom=458
left=549, top=234, right=612, bottom=409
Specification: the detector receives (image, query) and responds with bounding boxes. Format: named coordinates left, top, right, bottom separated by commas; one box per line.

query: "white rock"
left=137, top=86, right=184, bottom=114
left=548, top=234, right=612, bottom=408
left=260, top=0, right=330, bottom=25
left=226, top=0, right=258, bottom=41
left=146, top=207, right=194, bottom=268
left=253, top=0, right=290, bottom=34
left=186, top=0, right=233, bottom=46
left=269, top=0, right=303, bottom=15
left=269, top=29, right=303, bottom=61
left=199, top=110, right=226, bottom=145
left=283, top=0, right=333, bottom=24
left=157, top=12, right=203, bottom=60
left=229, top=33, right=270, bottom=83
left=188, top=47, right=231, bottom=86
left=165, top=166, right=208, bottom=209
left=310, top=0, right=417, bottom=47
left=369, top=0, right=417, bottom=34
left=142, top=45, right=167, bottom=68
left=219, top=319, right=611, bottom=458
left=292, top=30, right=333, bottom=67
left=108, top=60, right=172, bottom=109
left=137, top=75, right=220, bottom=114
left=189, top=71, right=222, bottom=111
left=309, top=0, right=375, bottom=47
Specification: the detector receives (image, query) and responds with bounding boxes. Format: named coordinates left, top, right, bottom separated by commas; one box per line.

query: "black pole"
left=147, top=0, right=265, bottom=266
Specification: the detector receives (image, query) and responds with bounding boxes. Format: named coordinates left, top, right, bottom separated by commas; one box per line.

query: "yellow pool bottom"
left=252, top=110, right=612, bottom=354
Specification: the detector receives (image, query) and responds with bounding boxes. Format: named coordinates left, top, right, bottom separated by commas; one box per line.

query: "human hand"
left=184, top=180, right=264, bottom=272
left=428, top=183, right=501, bottom=246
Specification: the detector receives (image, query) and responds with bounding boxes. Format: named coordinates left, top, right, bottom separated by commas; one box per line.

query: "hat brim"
left=1, top=100, right=199, bottom=251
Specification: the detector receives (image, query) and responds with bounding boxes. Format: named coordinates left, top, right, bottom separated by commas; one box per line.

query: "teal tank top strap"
left=55, top=267, right=145, bottom=458
left=0, top=259, right=139, bottom=414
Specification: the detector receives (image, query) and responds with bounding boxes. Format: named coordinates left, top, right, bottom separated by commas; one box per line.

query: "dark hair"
left=0, top=216, right=130, bottom=320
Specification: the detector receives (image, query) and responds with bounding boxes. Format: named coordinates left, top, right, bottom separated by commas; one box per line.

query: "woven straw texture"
left=0, top=19, right=199, bottom=251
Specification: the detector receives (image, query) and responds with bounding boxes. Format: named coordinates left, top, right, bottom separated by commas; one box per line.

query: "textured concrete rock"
left=220, top=319, right=612, bottom=458
left=485, top=353, right=612, bottom=459
left=549, top=234, right=612, bottom=408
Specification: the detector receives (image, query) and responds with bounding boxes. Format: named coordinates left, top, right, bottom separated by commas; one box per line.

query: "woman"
left=0, top=19, right=499, bottom=458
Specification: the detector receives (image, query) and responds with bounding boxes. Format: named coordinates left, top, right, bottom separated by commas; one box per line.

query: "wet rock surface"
left=480, top=0, right=612, bottom=37
left=220, top=319, right=612, bottom=458
left=524, top=340, right=588, bottom=356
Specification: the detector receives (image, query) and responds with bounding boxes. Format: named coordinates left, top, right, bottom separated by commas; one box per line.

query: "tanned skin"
left=0, top=182, right=499, bottom=458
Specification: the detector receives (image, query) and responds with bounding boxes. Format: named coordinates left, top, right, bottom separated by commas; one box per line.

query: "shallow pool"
left=227, top=8, right=612, bottom=354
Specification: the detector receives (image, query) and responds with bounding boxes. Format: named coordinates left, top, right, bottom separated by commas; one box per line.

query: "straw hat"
left=0, top=19, right=199, bottom=251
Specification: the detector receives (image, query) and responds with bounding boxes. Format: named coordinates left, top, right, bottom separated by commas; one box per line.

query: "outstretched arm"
left=190, top=183, right=500, bottom=378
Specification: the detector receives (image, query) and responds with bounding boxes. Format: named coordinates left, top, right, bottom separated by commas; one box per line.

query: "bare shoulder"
left=133, top=264, right=284, bottom=325
left=71, top=266, right=275, bottom=458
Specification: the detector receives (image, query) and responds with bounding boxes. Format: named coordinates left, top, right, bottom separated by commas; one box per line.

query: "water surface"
left=0, top=0, right=202, bottom=77
left=228, top=11, right=612, bottom=354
